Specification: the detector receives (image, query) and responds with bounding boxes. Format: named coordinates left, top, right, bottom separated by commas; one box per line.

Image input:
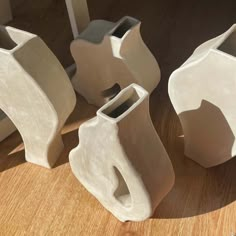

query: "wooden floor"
left=1, top=0, right=236, bottom=235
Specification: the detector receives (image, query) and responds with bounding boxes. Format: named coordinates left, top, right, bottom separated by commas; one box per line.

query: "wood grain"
left=1, top=0, right=236, bottom=235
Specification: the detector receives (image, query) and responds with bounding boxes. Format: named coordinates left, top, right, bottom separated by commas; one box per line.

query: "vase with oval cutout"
left=169, top=24, right=236, bottom=168
left=0, top=25, right=76, bottom=168
left=69, top=84, right=174, bottom=222
left=70, top=16, right=160, bottom=107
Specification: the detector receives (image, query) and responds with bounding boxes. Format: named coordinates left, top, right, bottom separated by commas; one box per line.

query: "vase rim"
left=97, top=83, right=148, bottom=123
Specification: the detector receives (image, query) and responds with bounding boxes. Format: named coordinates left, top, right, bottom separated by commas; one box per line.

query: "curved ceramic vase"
left=169, top=24, right=236, bottom=168
left=70, top=16, right=160, bottom=107
left=0, top=26, right=76, bottom=168
left=69, top=84, right=174, bottom=222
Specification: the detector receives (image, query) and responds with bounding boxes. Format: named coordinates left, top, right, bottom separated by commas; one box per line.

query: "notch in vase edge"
left=0, top=26, right=35, bottom=52
left=97, top=84, right=148, bottom=122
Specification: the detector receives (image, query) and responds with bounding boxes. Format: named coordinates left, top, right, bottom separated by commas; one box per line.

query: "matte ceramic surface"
left=70, top=84, right=174, bottom=222
left=0, top=63, right=76, bottom=143
left=0, top=26, right=76, bottom=168
left=65, top=0, right=90, bottom=38
left=169, top=24, right=236, bottom=168
left=0, top=0, right=12, bottom=24
left=71, top=16, right=160, bottom=107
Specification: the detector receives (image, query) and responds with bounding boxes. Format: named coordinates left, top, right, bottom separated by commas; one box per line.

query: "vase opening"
left=113, top=166, right=132, bottom=208
left=218, top=30, right=236, bottom=57
left=0, top=28, right=17, bottom=50
left=101, top=83, right=121, bottom=102
left=102, top=87, right=139, bottom=119
left=111, top=18, right=138, bottom=38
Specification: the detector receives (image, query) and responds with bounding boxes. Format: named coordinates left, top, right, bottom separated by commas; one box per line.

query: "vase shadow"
left=152, top=100, right=236, bottom=219
left=179, top=100, right=235, bottom=167
left=54, top=94, right=96, bottom=168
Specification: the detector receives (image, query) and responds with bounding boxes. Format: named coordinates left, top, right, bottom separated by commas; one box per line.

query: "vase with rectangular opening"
left=70, top=16, right=160, bottom=107
left=69, top=84, right=174, bottom=222
left=0, top=25, right=76, bottom=168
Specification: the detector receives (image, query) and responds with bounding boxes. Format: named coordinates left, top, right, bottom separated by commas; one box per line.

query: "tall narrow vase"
left=0, top=26, right=76, bottom=168
left=71, top=16, right=160, bottom=107
left=70, top=84, right=174, bottom=222
left=65, top=0, right=90, bottom=38
left=169, top=24, right=236, bottom=168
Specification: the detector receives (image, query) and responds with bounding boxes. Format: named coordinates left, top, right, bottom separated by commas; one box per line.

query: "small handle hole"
left=113, top=166, right=131, bottom=208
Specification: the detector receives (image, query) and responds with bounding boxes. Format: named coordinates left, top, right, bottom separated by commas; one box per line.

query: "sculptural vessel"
left=71, top=16, right=160, bottom=107
left=0, top=26, right=76, bottom=168
left=169, top=24, right=236, bottom=167
left=70, top=84, right=174, bottom=221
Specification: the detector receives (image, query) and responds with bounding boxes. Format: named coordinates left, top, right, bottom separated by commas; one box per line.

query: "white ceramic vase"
left=70, top=16, right=160, bottom=107
left=69, top=84, right=174, bottom=222
left=0, top=26, right=76, bottom=168
left=169, top=24, right=236, bottom=168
